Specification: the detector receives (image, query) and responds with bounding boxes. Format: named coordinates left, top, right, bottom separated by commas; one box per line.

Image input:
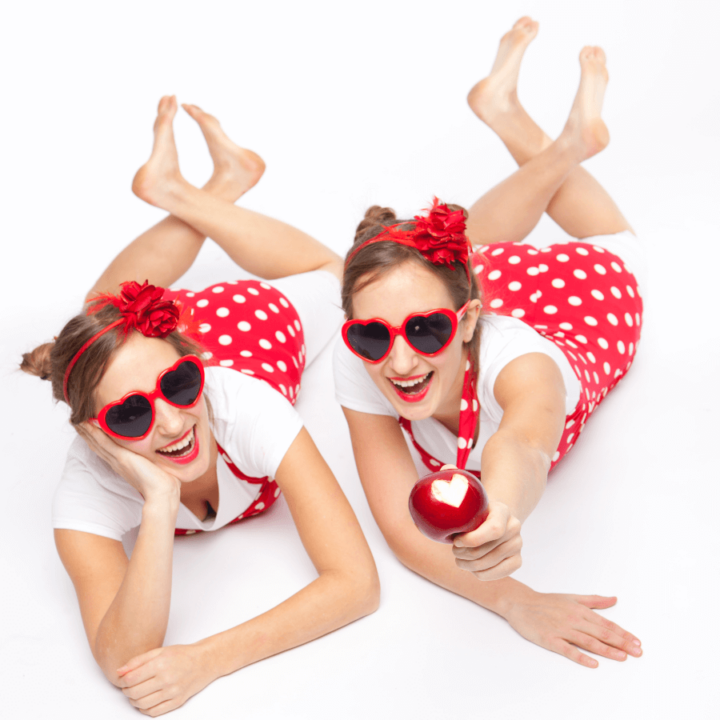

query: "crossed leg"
left=464, top=17, right=633, bottom=247
left=89, top=96, right=342, bottom=300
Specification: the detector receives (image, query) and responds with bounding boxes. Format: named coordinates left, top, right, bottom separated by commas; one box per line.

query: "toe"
left=182, top=103, right=201, bottom=118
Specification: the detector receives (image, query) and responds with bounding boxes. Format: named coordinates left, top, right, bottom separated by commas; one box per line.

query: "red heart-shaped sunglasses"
left=93, top=355, right=205, bottom=440
left=342, top=302, right=471, bottom=363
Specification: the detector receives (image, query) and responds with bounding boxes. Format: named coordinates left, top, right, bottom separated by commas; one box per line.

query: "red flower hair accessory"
left=402, top=198, right=469, bottom=268
left=345, top=198, right=472, bottom=283
left=63, top=281, right=183, bottom=403
left=89, top=281, right=180, bottom=337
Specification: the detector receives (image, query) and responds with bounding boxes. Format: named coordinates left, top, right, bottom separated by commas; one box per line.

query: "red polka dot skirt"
left=472, top=241, right=644, bottom=470
left=164, top=279, right=306, bottom=536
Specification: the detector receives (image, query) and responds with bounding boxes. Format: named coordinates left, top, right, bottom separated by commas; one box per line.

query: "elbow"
left=94, top=641, right=126, bottom=688
left=94, top=627, right=165, bottom=688
left=351, top=564, right=381, bottom=618
left=383, top=530, right=421, bottom=576
left=328, top=562, right=381, bottom=620
left=363, top=571, right=381, bottom=616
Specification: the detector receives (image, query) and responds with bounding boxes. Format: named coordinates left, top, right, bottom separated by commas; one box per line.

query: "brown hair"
left=342, top=205, right=483, bottom=369
left=20, top=303, right=204, bottom=426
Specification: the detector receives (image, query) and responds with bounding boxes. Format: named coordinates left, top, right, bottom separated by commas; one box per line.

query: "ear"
left=460, top=299, right=482, bottom=342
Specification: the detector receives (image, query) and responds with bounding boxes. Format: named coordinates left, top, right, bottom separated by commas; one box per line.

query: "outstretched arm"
left=342, top=407, right=642, bottom=668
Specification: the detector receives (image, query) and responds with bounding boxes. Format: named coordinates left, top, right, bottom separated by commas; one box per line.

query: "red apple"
left=408, top=467, right=489, bottom=543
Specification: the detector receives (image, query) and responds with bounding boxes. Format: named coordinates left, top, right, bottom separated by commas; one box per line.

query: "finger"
left=455, top=534, right=522, bottom=571
left=77, top=423, right=112, bottom=456
left=454, top=523, right=522, bottom=560
left=122, top=677, right=164, bottom=701
left=452, top=532, right=506, bottom=559
left=85, top=422, right=119, bottom=450
left=471, top=553, right=522, bottom=581
left=581, top=618, right=643, bottom=656
left=129, top=688, right=168, bottom=711
left=573, top=594, right=617, bottom=610
left=551, top=638, right=599, bottom=668
left=568, top=630, right=630, bottom=662
left=139, top=698, right=182, bottom=717
left=454, top=507, right=510, bottom=548
left=117, top=648, right=163, bottom=682
left=439, top=464, right=458, bottom=471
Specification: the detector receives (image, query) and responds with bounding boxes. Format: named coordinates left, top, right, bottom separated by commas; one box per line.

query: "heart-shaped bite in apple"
left=408, top=468, right=489, bottom=543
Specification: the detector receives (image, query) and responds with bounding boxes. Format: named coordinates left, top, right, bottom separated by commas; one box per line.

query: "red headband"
left=62, top=281, right=182, bottom=404
left=345, top=198, right=473, bottom=284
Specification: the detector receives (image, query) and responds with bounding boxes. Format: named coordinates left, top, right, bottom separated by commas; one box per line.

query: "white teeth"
left=158, top=430, right=194, bottom=454
left=390, top=373, right=430, bottom=388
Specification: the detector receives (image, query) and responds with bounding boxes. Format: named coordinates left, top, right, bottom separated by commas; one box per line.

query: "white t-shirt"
left=333, top=314, right=581, bottom=473
left=52, top=367, right=304, bottom=541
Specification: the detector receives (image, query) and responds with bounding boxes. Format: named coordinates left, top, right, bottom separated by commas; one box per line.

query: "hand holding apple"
left=452, top=499, right=524, bottom=581
left=408, top=465, right=489, bottom=544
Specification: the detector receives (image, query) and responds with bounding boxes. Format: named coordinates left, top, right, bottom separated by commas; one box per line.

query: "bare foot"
left=132, top=95, right=185, bottom=207
left=467, top=17, right=539, bottom=126
left=559, top=47, right=610, bottom=161
left=182, top=104, right=265, bottom=200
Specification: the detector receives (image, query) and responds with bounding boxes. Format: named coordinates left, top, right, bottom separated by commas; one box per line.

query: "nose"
left=153, top=398, right=186, bottom=438
left=387, top=335, right=419, bottom=375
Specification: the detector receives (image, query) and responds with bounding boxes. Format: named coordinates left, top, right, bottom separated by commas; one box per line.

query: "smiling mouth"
left=156, top=427, right=196, bottom=459
left=389, top=372, right=434, bottom=396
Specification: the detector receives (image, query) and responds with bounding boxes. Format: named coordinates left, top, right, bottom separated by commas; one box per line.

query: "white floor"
left=1, top=1, right=718, bottom=718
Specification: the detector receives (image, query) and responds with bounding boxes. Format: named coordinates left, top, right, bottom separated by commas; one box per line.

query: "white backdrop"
left=1, top=1, right=718, bottom=718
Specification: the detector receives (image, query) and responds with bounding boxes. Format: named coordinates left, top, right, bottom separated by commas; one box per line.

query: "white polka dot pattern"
left=164, top=278, right=304, bottom=537
left=470, top=240, right=643, bottom=470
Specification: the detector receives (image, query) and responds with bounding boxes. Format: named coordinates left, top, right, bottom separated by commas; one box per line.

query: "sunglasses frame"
left=93, top=355, right=206, bottom=441
left=342, top=301, right=471, bottom=364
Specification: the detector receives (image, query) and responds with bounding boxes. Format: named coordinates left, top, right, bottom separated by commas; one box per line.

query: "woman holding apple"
left=335, top=19, right=644, bottom=668
left=21, top=96, right=379, bottom=716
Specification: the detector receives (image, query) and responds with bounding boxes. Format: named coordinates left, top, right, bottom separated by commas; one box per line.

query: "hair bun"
left=20, top=342, right=55, bottom=381
left=354, top=206, right=399, bottom=244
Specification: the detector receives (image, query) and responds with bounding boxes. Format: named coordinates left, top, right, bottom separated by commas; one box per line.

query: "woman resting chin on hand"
left=335, top=18, right=644, bottom=669
left=23, top=96, right=378, bottom=716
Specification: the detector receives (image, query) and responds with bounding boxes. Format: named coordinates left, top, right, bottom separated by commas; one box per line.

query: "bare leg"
left=131, top=109, right=342, bottom=282
left=89, top=97, right=266, bottom=298
left=466, top=19, right=632, bottom=243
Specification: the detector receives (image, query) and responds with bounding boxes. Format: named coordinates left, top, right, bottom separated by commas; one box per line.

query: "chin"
left=386, top=384, right=438, bottom=421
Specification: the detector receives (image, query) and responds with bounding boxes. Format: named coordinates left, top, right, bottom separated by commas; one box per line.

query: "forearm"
left=480, top=431, right=550, bottom=522
left=388, top=526, right=524, bottom=617
left=196, top=568, right=379, bottom=679
left=95, top=498, right=178, bottom=682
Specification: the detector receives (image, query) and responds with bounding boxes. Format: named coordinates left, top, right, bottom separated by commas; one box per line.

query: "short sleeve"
left=478, top=316, right=581, bottom=423
left=205, top=367, right=304, bottom=479
left=53, top=437, right=143, bottom=541
left=332, top=336, right=398, bottom=418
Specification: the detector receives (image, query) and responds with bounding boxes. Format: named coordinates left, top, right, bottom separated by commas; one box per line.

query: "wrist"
left=193, top=634, right=240, bottom=680
left=494, top=579, right=534, bottom=618
left=142, top=494, right=181, bottom=520
left=476, top=577, right=531, bottom=618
